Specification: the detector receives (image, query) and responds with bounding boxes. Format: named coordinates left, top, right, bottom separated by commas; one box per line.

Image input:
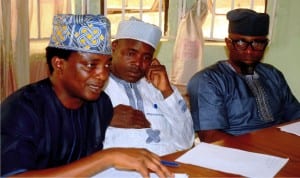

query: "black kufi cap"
left=227, top=8, right=269, bottom=36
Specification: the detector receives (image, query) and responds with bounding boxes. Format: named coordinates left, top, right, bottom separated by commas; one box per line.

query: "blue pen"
left=160, top=160, right=180, bottom=167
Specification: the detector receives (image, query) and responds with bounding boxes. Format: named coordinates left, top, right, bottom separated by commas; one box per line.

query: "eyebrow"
left=230, top=37, right=268, bottom=42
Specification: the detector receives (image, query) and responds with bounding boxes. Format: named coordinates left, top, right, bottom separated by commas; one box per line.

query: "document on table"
left=92, top=167, right=188, bottom=178
left=176, top=142, right=288, bottom=178
left=278, top=121, right=300, bottom=136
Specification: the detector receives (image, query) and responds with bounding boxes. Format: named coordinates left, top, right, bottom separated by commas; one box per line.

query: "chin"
left=126, top=76, right=142, bottom=83
left=84, top=92, right=102, bottom=101
left=245, top=62, right=258, bottom=66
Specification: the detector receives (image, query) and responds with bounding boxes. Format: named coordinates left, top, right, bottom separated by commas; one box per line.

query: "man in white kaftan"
left=103, top=17, right=194, bottom=156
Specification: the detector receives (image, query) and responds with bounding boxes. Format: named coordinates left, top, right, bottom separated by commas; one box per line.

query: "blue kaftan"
left=187, top=61, right=300, bottom=136
left=1, top=78, right=113, bottom=176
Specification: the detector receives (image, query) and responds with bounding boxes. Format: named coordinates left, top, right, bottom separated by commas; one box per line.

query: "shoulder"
left=256, top=63, right=285, bottom=79
left=138, top=78, right=168, bottom=97
left=104, top=76, right=124, bottom=94
left=2, top=79, right=52, bottom=109
left=257, top=63, right=281, bottom=72
left=1, top=79, right=53, bottom=136
left=193, top=61, right=228, bottom=78
left=188, top=61, right=229, bottom=86
left=104, top=76, right=117, bottom=87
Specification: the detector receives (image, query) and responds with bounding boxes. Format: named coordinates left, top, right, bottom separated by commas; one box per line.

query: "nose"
left=245, top=45, right=253, bottom=54
left=95, top=66, right=109, bottom=81
left=132, top=56, right=143, bottom=68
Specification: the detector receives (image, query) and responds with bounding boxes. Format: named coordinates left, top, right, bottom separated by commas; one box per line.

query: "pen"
left=160, top=160, right=180, bottom=167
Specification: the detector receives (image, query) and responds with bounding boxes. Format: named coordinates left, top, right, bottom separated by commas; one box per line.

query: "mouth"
left=87, top=83, right=103, bottom=94
left=128, top=71, right=140, bottom=77
left=127, top=71, right=143, bottom=81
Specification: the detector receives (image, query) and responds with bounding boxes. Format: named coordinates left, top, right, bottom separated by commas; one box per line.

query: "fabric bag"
left=171, top=0, right=207, bottom=85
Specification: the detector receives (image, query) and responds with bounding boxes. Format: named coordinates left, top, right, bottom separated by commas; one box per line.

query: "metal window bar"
left=103, top=0, right=165, bottom=30
left=178, top=0, right=186, bottom=23
left=37, top=0, right=41, bottom=39
left=30, top=0, right=75, bottom=40
left=205, top=0, right=267, bottom=41
left=82, top=0, right=87, bottom=14
left=139, top=0, right=143, bottom=19
left=210, top=0, right=216, bottom=39
left=31, top=0, right=167, bottom=40
left=28, top=0, right=42, bottom=40
left=158, top=0, right=162, bottom=28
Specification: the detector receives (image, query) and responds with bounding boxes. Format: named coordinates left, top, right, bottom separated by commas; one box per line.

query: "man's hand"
left=110, top=104, right=151, bottom=129
left=104, top=148, right=174, bottom=178
left=146, top=59, right=173, bottom=98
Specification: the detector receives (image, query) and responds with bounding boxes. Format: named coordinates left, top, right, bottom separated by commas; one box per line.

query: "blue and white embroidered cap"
left=115, top=17, right=162, bottom=49
left=48, top=14, right=111, bottom=55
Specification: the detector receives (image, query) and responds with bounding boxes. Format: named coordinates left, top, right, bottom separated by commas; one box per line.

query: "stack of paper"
left=278, top=121, right=300, bottom=136
left=176, top=142, right=288, bottom=177
left=92, top=167, right=188, bottom=178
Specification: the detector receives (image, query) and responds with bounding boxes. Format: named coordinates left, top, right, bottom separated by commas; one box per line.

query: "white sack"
left=171, top=0, right=207, bottom=85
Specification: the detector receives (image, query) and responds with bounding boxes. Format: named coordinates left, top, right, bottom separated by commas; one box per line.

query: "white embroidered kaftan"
left=103, top=76, right=194, bottom=156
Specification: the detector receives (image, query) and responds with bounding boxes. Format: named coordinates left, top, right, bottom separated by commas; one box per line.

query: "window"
left=202, top=0, right=267, bottom=41
left=28, top=0, right=168, bottom=53
left=102, top=0, right=168, bottom=37
left=29, top=0, right=75, bottom=40
left=28, top=0, right=268, bottom=46
left=29, top=0, right=168, bottom=40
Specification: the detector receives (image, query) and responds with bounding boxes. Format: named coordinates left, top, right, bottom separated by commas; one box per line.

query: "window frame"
left=202, top=0, right=269, bottom=42
left=29, top=0, right=168, bottom=41
left=101, top=0, right=169, bottom=37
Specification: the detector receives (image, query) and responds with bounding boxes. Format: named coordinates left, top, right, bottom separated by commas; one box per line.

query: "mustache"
left=128, top=66, right=144, bottom=74
left=234, top=61, right=259, bottom=75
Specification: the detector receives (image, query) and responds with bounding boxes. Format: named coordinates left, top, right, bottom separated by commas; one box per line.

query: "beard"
left=233, top=60, right=259, bottom=75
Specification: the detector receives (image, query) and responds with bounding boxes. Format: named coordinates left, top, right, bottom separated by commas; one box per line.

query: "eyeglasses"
left=227, top=38, right=269, bottom=51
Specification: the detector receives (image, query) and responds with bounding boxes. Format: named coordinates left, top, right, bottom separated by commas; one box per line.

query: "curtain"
left=1, top=0, right=15, bottom=101
left=171, top=0, right=208, bottom=86
left=1, top=0, right=29, bottom=102
left=0, top=0, right=74, bottom=101
left=29, top=0, right=73, bottom=83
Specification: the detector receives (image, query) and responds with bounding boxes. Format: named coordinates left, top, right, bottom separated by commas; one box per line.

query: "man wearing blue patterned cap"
left=1, top=14, right=172, bottom=177
left=187, top=8, right=300, bottom=143
left=103, top=17, right=194, bottom=156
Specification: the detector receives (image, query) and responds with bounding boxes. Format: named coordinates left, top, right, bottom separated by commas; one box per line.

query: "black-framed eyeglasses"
left=227, top=38, right=269, bottom=51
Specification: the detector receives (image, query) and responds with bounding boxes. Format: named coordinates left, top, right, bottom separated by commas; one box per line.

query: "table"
left=161, top=120, right=300, bottom=177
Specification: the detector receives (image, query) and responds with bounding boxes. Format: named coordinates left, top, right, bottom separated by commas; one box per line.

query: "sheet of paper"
left=176, top=142, right=288, bottom=178
left=92, top=167, right=188, bottom=178
left=278, top=121, right=300, bottom=136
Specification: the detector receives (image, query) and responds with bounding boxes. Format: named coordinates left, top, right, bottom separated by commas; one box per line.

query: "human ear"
left=225, top=38, right=230, bottom=47
left=52, top=57, right=64, bottom=73
left=111, top=40, right=118, bottom=52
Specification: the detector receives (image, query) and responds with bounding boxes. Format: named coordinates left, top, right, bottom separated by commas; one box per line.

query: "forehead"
left=70, top=51, right=111, bottom=61
left=116, top=39, right=154, bottom=52
left=229, top=33, right=268, bottom=40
